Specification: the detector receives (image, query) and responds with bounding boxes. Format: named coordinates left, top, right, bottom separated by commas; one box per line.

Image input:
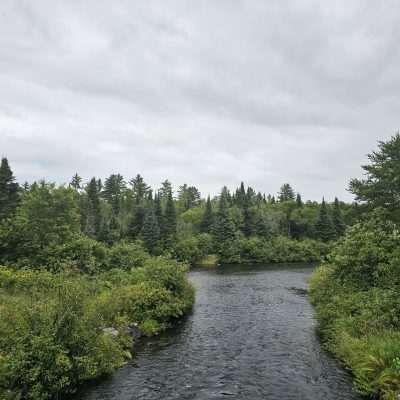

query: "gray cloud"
left=1, top=0, right=400, bottom=200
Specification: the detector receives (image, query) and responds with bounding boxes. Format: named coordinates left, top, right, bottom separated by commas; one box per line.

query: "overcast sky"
left=1, top=1, right=399, bottom=201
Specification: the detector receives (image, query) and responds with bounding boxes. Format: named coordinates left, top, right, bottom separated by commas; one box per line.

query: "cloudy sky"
left=1, top=1, right=399, bottom=201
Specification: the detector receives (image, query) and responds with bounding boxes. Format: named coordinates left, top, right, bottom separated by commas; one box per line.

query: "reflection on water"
left=79, top=264, right=361, bottom=400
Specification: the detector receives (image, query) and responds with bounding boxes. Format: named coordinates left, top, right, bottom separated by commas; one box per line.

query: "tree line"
left=0, top=157, right=354, bottom=267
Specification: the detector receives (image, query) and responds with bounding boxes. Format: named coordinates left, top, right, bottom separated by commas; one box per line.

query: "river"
left=79, top=263, right=361, bottom=400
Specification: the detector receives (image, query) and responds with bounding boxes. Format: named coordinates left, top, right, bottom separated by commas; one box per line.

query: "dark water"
left=80, top=264, right=361, bottom=400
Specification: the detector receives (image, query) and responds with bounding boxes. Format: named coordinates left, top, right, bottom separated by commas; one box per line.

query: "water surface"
left=80, top=264, right=360, bottom=400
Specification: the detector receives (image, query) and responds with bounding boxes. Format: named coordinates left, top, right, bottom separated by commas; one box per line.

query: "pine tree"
left=130, top=174, right=150, bottom=204
left=236, top=182, right=246, bottom=208
left=212, top=188, right=237, bottom=243
left=141, top=207, right=160, bottom=253
left=70, top=173, right=82, bottom=190
left=315, top=198, right=335, bottom=242
left=0, top=158, right=19, bottom=221
left=200, top=196, right=213, bottom=233
left=332, top=197, right=346, bottom=238
left=84, top=177, right=102, bottom=239
left=296, top=193, right=303, bottom=207
left=128, top=205, right=146, bottom=239
left=154, top=192, right=163, bottom=222
left=278, top=183, right=295, bottom=202
left=162, top=191, right=177, bottom=244
left=102, top=174, right=126, bottom=215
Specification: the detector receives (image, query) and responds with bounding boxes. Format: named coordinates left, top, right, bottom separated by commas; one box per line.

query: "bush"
left=0, top=259, right=194, bottom=399
left=309, top=213, right=400, bottom=399
left=216, top=236, right=327, bottom=264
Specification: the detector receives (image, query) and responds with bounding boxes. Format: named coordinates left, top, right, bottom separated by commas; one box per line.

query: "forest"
left=0, top=134, right=399, bottom=399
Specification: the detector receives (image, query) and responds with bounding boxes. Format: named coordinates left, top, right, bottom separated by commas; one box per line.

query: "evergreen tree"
left=130, top=174, right=150, bottom=204
left=212, top=188, right=237, bottom=244
left=296, top=193, right=303, bottom=207
left=154, top=192, right=163, bottom=222
left=128, top=205, right=146, bottom=239
left=236, top=182, right=246, bottom=208
left=200, top=196, right=213, bottom=233
left=349, top=133, right=400, bottom=218
left=315, top=198, right=335, bottom=242
left=0, top=158, right=19, bottom=221
left=102, top=174, right=126, bottom=215
left=178, top=184, right=201, bottom=211
left=162, top=191, right=177, bottom=244
left=84, top=177, right=102, bottom=239
left=70, top=173, right=82, bottom=190
left=278, top=183, right=295, bottom=202
left=141, top=207, right=160, bottom=254
left=332, top=197, right=346, bottom=238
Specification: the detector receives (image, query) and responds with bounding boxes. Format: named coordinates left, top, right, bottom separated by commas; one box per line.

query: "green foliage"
left=217, top=236, right=328, bottom=264
left=0, top=259, right=194, bottom=399
left=349, top=133, right=400, bottom=221
left=141, top=208, right=161, bottom=254
left=315, top=198, right=335, bottom=242
left=278, top=183, right=295, bottom=202
left=162, top=192, right=177, bottom=245
left=309, top=213, right=400, bottom=399
left=0, top=158, right=19, bottom=222
left=200, top=196, right=214, bottom=233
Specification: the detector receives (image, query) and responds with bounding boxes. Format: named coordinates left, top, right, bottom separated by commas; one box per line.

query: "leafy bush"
left=0, top=259, right=194, bottom=399
left=216, top=236, right=328, bottom=264
left=309, top=212, right=400, bottom=399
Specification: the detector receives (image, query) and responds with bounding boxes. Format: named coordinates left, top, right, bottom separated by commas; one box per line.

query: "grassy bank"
left=309, top=214, right=400, bottom=399
left=0, top=258, right=194, bottom=400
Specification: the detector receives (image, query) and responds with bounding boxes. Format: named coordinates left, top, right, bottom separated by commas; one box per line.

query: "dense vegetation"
left=310, top=134, right=400, bottom=399
left=0, top=157, right=352, bottom=270
left=0, top=260, right=194, bottom=399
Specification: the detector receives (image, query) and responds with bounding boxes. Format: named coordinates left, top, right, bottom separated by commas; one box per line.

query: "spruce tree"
left=315, top=198, right=335, bottom=242
left=332, top=197, right=346, bottom=238
left=141, top=207, right=160, bottom=254
left=154, top=192, right=163, bottom=223
left=212, top=188, right=237, bottom=243
left=296, top=193, right=303, bottom=207
left=70, top=173, right=82, bottom=190
left=162, top=191, right=177, bottom=244
left=0, top=158, right=19, bottom=221
left=84, top=177, right=102, bottom=238
left=200, top=196, right=213, bottom=233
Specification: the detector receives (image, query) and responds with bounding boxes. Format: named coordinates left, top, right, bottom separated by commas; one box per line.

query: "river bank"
left=79, top=263, right=360, bottom=400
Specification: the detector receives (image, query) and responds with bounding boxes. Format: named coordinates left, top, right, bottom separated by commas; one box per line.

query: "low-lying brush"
left=0, top=258, right=194, bottom=400
left=309, top=213, right=400, bottom=399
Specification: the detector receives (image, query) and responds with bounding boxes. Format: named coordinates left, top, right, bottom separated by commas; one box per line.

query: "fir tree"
left=0, top=158, right=19, bottom=221
left=296, top=193, right=303, bottom=207
left=278, top=183, right=295, bottom=202
left=212, top=188, right=237, bottom=243
left=141, top=207, right=160, bottom=254
left=84, top=177, right=102, bottom=239
left=200, top=196, right=213, bottom=233
left=154, top=192, right=163, bottom=222
left=332, top=197, right=346, bottom=238
left=70, top=173, right=82, bottom=190
left=162, top=191, right=177, bottom=244
left=315, top=198, right=335, bottom=242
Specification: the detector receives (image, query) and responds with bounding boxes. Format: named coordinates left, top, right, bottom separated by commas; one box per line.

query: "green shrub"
left=309, top=214, right=400, bottom=399
left=0, top=258, right=194, bottom=399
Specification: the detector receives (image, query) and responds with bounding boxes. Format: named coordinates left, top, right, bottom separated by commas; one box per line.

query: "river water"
left=80, top=264, right=361, bottom=400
